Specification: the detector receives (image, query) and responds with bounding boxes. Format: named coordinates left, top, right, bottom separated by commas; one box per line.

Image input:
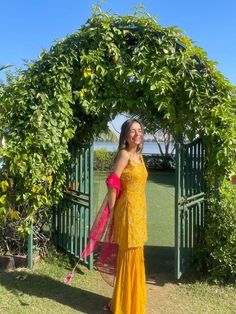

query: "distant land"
left=94, top=141, right=174, bottom=155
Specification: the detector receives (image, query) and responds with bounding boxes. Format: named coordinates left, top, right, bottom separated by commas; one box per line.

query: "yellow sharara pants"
left=111, top=247, right=146, bottom=314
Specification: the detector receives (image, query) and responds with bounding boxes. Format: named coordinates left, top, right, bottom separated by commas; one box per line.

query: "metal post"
left=89, top=143, right=94, bottom=269
left=175, top=143, right=181, bottom=279
left=27, top=222, right=33, bottom=268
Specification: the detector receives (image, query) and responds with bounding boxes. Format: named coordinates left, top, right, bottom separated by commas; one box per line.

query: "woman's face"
left=126, top=121, right=143, bottom=148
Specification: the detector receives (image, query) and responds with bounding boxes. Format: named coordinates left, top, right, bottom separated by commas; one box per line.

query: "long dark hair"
left=117, top=118, right=144, bottom=153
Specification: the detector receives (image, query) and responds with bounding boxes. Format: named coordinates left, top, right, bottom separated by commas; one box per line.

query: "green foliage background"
left=94, top=149, right=116, bottom=171
left=0, top=7, right=235, bottom=281
left=205, top=181, right=236, bottom=283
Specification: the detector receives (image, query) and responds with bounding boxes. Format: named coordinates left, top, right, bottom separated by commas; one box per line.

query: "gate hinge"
left=178, top=196, right=188, bottom=206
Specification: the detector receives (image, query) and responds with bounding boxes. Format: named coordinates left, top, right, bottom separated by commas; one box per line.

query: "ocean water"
left=94, top=141, right=174, bottom=154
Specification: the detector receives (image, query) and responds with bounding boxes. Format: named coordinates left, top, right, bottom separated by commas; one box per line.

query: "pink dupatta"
left=80, top=172, right=121, bottom=286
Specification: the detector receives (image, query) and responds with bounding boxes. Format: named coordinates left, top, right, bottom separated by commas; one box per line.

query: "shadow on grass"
left=144, top=245, right=209, bottom=287
left=145, top=245, right=177, bottom=287
left=0, top=270, right=109, bottom=314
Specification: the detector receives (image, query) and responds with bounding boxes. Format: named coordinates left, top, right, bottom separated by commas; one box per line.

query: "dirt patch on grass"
left=145, top=273, right=236, bottom=314
left=146, top=273, right=177, bottom=314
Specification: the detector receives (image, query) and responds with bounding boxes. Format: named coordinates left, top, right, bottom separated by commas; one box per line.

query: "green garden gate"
left=175, top=138, right=206, bottom=279
left=53, top=138, right=206, bottom=278
left=53, top=143, right=93, bottom=268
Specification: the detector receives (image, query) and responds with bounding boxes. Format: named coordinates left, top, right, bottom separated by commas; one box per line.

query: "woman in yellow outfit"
left=106, top=118, right=148, bottom=314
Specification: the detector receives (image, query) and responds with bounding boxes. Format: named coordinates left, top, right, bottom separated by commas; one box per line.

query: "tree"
left=152, top=128, right=175, bottom=157
left=96, top=129, right=119, bottom=142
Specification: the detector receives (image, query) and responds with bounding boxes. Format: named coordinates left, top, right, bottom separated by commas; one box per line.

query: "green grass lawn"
left=0, top=248, right=235, bottom=314
left=93, top=170, right=175, bottom=247
left=0, top=249, right=112, bottom=314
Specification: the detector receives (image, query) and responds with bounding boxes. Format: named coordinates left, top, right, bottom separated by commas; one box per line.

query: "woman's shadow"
left=0, top=269, right=109, bottom=313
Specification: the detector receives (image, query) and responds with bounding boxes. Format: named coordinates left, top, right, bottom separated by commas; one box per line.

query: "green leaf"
left=0, top=194, right=6, bottom=205
left=0, top=181, right=9, bottom=192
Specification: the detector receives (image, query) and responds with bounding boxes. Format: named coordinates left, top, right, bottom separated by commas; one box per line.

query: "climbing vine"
left=0, top=7, right=235, bottom=280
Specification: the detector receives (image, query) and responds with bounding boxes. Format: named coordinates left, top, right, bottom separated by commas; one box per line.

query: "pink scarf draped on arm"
left=80, top=172, right=121, bottom=286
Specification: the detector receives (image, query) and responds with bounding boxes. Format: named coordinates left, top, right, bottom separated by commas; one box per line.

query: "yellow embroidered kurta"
left=111, top=155, right=148, bottom=314
left=113, top=156, right=148, bottom=249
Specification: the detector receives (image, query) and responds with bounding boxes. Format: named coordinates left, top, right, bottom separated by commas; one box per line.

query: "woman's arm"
left=107, top=150, right=129, bottom=210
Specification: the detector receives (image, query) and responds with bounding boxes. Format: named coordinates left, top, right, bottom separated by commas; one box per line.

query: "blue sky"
left=1, top=0, right=235, bottom=85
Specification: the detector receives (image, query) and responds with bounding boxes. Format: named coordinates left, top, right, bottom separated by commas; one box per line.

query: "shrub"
left=204, top=180, right=236, bottom=283
left=94, top=149, right=116, bottom=171
left=94, top=150, right=175, bottom=171
left=0, top=208, right=51, bottom=256
left=0, top=218, right=27, bottom=255
left=143, top=154, right=175, bottom=171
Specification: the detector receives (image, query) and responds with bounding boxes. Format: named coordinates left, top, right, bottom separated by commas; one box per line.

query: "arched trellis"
left=0, top=9, right=235, bottom=280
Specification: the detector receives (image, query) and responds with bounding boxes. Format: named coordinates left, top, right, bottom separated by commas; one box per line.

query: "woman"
left=65, top=118, right=148, bottom=313
left=106, top=118, right=148, bottom=314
